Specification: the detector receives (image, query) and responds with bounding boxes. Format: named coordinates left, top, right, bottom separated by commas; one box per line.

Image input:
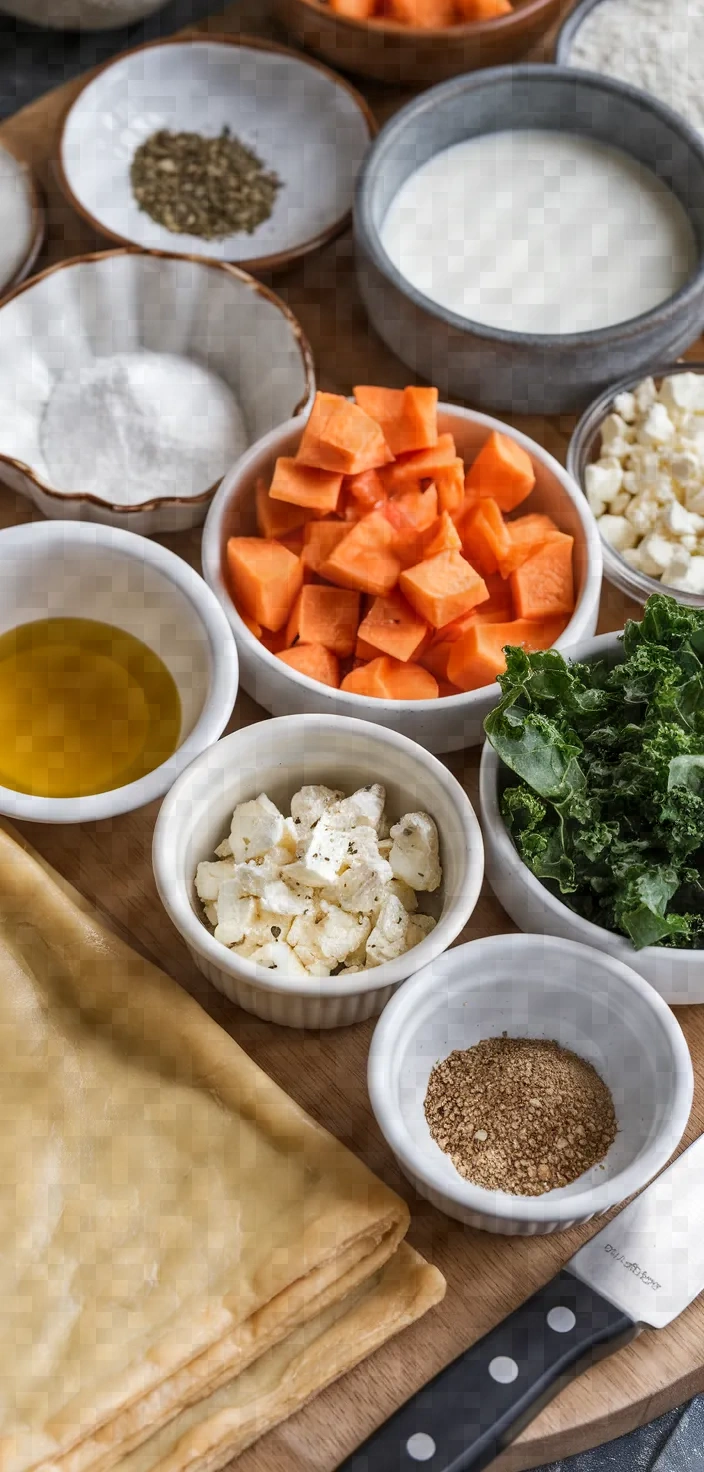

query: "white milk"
left=380, top=129, right=697, bottom=335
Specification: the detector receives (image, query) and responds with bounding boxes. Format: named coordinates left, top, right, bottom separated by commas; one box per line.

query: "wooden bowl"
left=274, top=0, right=564, bottom=85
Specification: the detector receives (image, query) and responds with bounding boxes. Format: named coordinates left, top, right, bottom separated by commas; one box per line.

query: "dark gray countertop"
left=0, top=4, right=699, bottom=1466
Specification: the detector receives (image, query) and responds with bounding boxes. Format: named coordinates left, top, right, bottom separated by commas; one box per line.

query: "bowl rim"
left=354, top=62, right=704, bottom=348
left=281, top=0, right=561, bottom=38
left=554, top=0, right=620, bottom=64
left=201, top=399, right=603, bottom=713
left=0, top=245, right=315, bottom=517
left=57, top=32, right=377, bottom=275
left=0, top=519, right=239, bottom=823
left=566, top=359, right=704, bottom=609
left=479, top=627, right=704, bottom=968
left=151, top=712, right=485, bottom=999
left=367, top=931, right=694, bottom=1222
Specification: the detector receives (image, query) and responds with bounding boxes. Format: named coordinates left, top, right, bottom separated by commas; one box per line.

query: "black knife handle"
left=338, top=1270, right=638, bottom=1472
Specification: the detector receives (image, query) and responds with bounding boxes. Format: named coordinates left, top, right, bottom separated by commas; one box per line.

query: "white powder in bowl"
left=40, top=350, right=248, bottom=506
left=568, top=0, right=704, bottom=135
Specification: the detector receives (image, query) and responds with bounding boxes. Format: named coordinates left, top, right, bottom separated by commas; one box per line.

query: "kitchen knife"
left=338, top=1134, right=704, bottom=1472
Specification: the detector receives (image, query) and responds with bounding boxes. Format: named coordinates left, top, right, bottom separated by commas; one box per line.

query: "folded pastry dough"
left=0, top=828, right=443, bottom=1472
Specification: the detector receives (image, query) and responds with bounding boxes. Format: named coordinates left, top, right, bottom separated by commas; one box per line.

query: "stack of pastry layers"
left=1, top=828, right=444, bottom=1472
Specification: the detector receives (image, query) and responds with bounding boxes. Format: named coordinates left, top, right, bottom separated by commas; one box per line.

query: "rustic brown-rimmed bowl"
left=275, top=0, right=564, bottom=86
left=0, top=249, right=314, bottom=536
left=57, top=34, right=375, bottom=273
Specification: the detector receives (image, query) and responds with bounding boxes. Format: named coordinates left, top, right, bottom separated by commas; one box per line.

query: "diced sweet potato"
left=286, top=584, right=360, bottom=657
left=255, top=477, right=311, bottom=539
left=457, top=0, right=512, bottom=16
left=461, top=498, right=511, bottom=578
left=465, top=430, right=535, bottom=513
left=418, top=639, right=454, bottom=683
left=321, top=511, right=401, bottom=597
left=437, top=680, right=464, bottom=699
left=301, top=520, right=348, bottom=575
left=399, top=550, right=488, bottom=628
left=447, top=616, right=568, bottom=692
left=497, top=513, right=563, bottom=578
left=260, top=627, right=288, bottom=654
left=269, top=457, right=342, bottom=514
left=358, top=590, right=428, bottom=662
left=511, top=534, right=575, bottom=620
left=330, top=0, right=374, bottom=15
left=353, top=385, right=438, bottom=456
left=434, top=459, right=465, bottom=516
left=227, top=538, right=303, bottom=633
left=235, top=605, right=262, bottom=639
left=277, top=643, right=340, bottom=688
left=278, top=529, right=305, bottom=557
left=386, top=0, right=455, bottom=23
left=297, top=392, right=393, bottom=475
left=344, top=468, right=387, bottom=516
left=355, top=634, right=381, bottom=660
left=341, top=656, right=438, bottom=700
left=420, top=511, right=463, bottom=560
left=383, top=434, right=457, bottom=491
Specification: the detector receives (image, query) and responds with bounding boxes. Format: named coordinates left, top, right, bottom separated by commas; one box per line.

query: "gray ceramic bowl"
left=354, top=65, right=704, bottom=415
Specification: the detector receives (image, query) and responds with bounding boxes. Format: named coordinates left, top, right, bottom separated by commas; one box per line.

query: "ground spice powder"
left=130, top=128, right=282, bottom=240
left=424, top=1036, right=617, bottom=1197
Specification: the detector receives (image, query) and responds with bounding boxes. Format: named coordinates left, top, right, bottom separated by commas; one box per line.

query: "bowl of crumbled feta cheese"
left=568, top=364, right=704, bottom=606
left=152, top=713, right=483, bottom=1027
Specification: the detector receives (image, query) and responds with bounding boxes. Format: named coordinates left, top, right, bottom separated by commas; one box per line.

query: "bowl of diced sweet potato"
left=275, top=0, right=564, bottom=86
left=201, top=387, right=602, bottom=755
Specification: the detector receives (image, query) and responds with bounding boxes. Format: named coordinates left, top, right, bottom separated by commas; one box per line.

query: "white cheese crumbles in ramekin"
left=194, top=784, right=441, bottom=978
left=585, top=372, right=704, bottom=594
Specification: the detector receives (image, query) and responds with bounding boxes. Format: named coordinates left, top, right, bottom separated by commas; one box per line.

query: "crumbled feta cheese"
left=613, top=390, right=637, bottom=422
left=600, top=412, right=630, bottom=448
left=213, top=888, right=257, bottom=947
left=194, top=859, right=236, bottom=903
left=249, top=941, right=308, bottom=976
left=214, top=837, right=232, bottom=859
left=660, top=373, right=704, bottom=414
left=669, top=555, right=704, bottom=594
left=595, top=514, right=638, bottom=553
left=290, top=785, right=344, bottom=832
left=624, top=492, right=659, bottom=536
left=637, top=533, right=677, bottom=579
left=658, top=500, right=703, bottom=539
left=389, top=813, right=441, bottom=893
left=637, top=403, right=674, bottom=446
left=584, top=460, right=623, bottom=507
left=196, top=785, right=443, bottom=977
left=229, top=794, right=284, bottom=862
left=608, top=491, right=630, bottom=516
left=634, top=376, right=657, bottom=413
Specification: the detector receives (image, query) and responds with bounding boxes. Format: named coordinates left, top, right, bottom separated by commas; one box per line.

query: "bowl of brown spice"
left=368, top=933, right=693, bottom=1234
left=57, top=35, right=375, bottom=273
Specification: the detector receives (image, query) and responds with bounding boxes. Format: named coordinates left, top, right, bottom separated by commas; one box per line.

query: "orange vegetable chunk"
left=383, top=434, right=457, bottom=491
left=260, top=627, right=288, bottom=654
left=235, top=605, right=261, bottom=639
left=278, top=529, right=305, bottom=557
left=461, top=498, right=511, bottom=578
left=511, top=534, right=575, bottom=620
left=344, top=467, right=387, bottom=515
left=227, top=537, right=303, bottom=633
left=255, top=477, right=311, bottom=539
left=353, top=385, right=438, bottom=456
left=465, top=430, right=536, bottom=512
left=269, top=456, right=342, bottom=514
left=386, top=0, right=455, bottom=23
left=358, top=590, right=428, bottom=662
left=457, top=0, right=512, bottom=16
left=434, top=458, right=465, bottom=516
left=418, top=640, right=454, bottom=683
left=355, top=634, right=381, bottom=660
left=277, top=643, right=340, bottom=688
left=301, top=520, right=348, bottom=575
left=321, top=511, right=401, bottom=597
left=330, top=0, right=374, bottom=14
left=497, top=513, right=563, bottom=578
left=297, top=392, right=393, bottom=475
left=286, top=584, right=360, bottom=657
left=447, top=616, right=568, bottom=692
left=399, top=550, right=488, bottom=628
left=341, top=656, right=438, bottom=700
left=421, top=511, right=462, bottom=559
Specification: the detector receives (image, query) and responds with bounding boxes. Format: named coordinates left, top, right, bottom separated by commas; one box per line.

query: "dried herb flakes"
left=130, top=127, right=282, bottom=241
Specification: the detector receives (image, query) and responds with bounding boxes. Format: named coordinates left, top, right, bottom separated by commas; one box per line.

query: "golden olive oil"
left=0, top=617, right=181, bottom=798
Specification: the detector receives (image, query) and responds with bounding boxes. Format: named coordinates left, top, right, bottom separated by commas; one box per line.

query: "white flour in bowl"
left=40, top=350, right=248, bottom=506
left=567, top=0, right=704, bottom=135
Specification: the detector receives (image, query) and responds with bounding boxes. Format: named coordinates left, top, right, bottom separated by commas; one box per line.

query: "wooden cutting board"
left=1, top=5, right=704, bottom=1467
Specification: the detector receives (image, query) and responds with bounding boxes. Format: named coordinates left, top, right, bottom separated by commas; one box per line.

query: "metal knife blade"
left=338, top=1136, right=704, bottom=1472
left=569, top=1133, right=704, bottom=1329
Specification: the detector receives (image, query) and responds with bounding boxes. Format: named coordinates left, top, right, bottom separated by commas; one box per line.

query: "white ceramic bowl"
left=0, top=249, right=314, bottom=536
left=152, top=714, right=484, bottom=1028
left=201, top=401, right=602, bottom=756
left=480, top=630, right=704, bottom=1005
left=368, top=933, right=693, bottom=1234
left=0, top=144, right=44, bottom=299
left=0, top=520, right=238, bottom=824
left=58, top=36, right=375, bottom=272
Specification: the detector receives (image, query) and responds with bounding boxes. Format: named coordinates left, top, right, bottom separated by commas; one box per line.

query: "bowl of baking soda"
left=0, top=249, right=313, bottom=535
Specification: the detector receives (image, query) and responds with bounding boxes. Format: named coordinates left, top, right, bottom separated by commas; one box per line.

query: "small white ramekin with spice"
left=368, top=933, right=693, bottom=1235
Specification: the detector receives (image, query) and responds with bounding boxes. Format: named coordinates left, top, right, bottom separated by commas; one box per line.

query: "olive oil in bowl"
left=0, top=618, right=181, bottom=798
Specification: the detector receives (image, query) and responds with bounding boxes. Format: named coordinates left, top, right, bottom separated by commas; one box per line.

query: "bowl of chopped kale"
left=480, top=594, right=704, bottom=1003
